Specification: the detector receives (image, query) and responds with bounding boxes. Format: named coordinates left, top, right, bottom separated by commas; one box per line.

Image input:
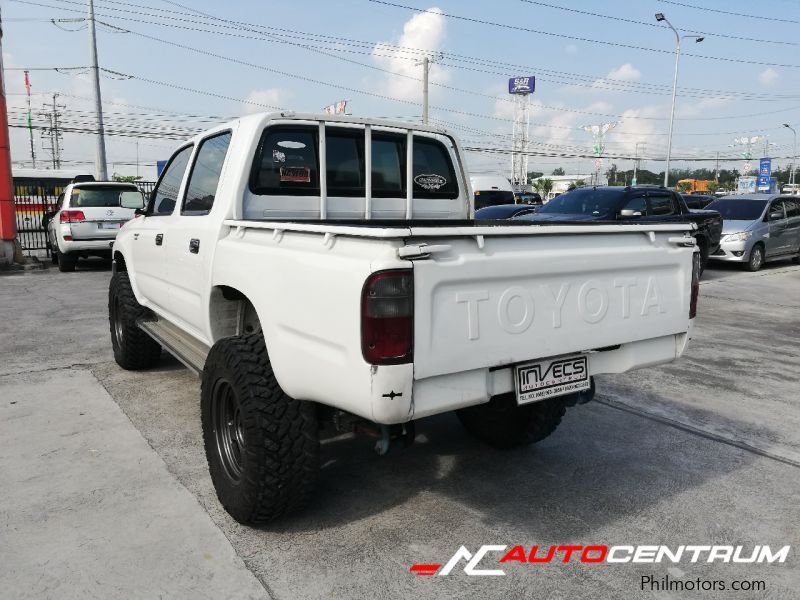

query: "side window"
left=648, top=193, right=675, bottom=216
left=150, top=145, right=193, bottom=215
left=768, top=200, right=786, bottom=220
left=327, top=129, right=364, bottom=197
left=56, top=193, right=65, bottom=210
left=250, top=127, right=319, bottom=195
left=782, top=198, right=799, bottom=217
left=372, top=134, right=405, bottom=197
left=413, top=138, right=458, bottom=199
left=623, top=196, right=647, bottom=215
left=182, top=132, right=232, bottom=215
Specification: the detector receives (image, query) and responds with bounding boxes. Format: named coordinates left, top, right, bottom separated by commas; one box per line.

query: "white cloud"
left=372, top=7, right=448, bottom=102
left=758, top=67, right=778, bottom=86
left=606, top=63, right=641, bottom=82
left=242, top=88, right=290, bottom=114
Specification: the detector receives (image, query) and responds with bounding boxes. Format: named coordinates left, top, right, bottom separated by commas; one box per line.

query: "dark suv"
left=514, top=186, right=723, bottom=270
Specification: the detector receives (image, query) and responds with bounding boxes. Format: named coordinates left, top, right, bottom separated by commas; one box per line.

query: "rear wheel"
left=57, top=251, right=76, bottom=272
left=108, top=272, right=161, bottom=369
left=746, top=244, right=764, bottom=272
left=696, top=238, right=709, bottom=275
left=201, top=334, right=319, bottom=524
left=456, top=393, right=567, bottom=449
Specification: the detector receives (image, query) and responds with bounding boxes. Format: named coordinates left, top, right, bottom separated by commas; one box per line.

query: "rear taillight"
left=60, top=210, right=86, bottom=223
left=361, top=269, right=413, bottom=365
left=689, top=251, right=700, bottom=319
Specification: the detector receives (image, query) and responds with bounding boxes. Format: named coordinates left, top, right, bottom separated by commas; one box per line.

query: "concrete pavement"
left=1, top=260, right=799, bottom=599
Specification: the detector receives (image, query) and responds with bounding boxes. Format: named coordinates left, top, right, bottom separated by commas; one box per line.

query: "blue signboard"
left=758, top=158, right=772, bottom=192
left=508, top=76, right=535, bottom=95
left=156, top=160, right=168, bottom=176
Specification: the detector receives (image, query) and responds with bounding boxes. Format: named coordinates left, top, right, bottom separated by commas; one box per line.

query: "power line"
left=18, top=0, right=800, bottom=102
left=517, top=0, right=798, bottom=46
left=658, top=0, right=800, bottom=24
left=365, top=0, right=800, bottom=68
left=19, top=0, right=800, bottom=103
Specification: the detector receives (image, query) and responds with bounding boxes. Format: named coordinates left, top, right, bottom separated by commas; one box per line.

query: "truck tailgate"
left=411, top=229, right=693, bottom=380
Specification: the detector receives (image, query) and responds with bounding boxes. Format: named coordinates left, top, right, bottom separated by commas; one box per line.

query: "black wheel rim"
left=212, top=379, right=245, bottom=483
left=112, top=296, right=125, bottom=347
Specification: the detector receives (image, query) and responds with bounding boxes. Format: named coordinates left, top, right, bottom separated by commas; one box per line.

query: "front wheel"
left=201, top=334, right=319, bottom=524
left=456, top=393, right=567, bottom=449
left=108, top=272, right=161, bottom=369
left=746, top=244, right=764, bottom=272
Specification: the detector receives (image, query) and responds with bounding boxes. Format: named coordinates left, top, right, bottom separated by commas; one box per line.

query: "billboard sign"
left=758, top=159, right=772, bottom=192
left=738, top=176, right=757, bottom=194
left=508, top=76, right=535, bottom=95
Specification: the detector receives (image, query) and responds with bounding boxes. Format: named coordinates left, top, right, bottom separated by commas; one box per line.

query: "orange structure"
left=677, top=179, right=716, bottom=193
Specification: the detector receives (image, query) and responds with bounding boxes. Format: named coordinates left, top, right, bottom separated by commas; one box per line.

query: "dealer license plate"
left=514, top=354, right=590, bottom=404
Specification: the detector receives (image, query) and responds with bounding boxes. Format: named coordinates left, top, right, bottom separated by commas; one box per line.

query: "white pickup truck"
left=109, top=112, right=699, bottom=524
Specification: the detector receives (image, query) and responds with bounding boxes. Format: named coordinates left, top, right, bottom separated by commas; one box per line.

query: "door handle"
left=155, top=233, right=163, bottom=246
left=189, top=238, right=200, bottom=254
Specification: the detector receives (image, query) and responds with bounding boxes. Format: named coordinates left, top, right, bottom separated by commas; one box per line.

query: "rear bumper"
left=405, top=332, right=689, bottom=422
left=59, top=237, right=116, bottom=254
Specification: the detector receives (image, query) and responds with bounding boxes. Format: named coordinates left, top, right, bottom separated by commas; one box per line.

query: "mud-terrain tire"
left=201, top=334, right=319, bottom=524
left=108, top=272, right=161, bottom=369
left=457, top=393, right=567, bottom=449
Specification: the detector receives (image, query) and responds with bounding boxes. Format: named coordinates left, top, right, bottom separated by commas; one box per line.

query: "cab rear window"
left=250, top=126, right=458, bottom=199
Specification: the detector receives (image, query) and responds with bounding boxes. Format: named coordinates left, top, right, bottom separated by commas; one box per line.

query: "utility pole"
left=417, top=53, right=443, bottom=125
left=23, top=71, right=35, bottom=168
left=633, top=142, right=645, bottom=186
left=40, top=93, right=64, bottom=169
left=715, top=150, right=720, bottom=182
left=422, top=56, right=429, bottom=124
left=88, top=0, right=108, bottom=180
left=784, top=124, right=796, bottom=187
left=52, top=93, right=61, bottom=168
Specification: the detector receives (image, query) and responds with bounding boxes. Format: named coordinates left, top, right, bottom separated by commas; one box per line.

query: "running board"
left=137, top=319, right=210, bottom=375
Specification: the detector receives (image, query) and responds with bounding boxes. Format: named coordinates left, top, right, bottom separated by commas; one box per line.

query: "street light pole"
left=784, top=124, right=796, bottom=187
left=655, top=13, right=703, bottom=189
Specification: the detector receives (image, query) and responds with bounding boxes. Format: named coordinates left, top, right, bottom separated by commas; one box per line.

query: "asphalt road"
left=1, top=258, right=799, bottom=599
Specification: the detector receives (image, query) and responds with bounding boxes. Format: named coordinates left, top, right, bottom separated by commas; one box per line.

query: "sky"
left=2, top=0, right=800, bottom=181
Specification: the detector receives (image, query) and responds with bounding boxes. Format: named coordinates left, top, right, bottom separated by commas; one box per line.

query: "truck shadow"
left=262, top=394, right=757, bottom=539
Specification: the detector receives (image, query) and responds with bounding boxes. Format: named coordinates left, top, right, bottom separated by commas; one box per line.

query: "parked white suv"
left=47, top=181, right=145, bottom=271
left=109, top=112, right=700, bottom=524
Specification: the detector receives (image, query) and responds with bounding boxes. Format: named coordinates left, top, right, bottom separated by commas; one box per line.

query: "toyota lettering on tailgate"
left=455, top=276, right=667, bottom=340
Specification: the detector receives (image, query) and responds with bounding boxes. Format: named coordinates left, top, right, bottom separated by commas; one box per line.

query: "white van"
left=470, top=175, right=514, bottom=210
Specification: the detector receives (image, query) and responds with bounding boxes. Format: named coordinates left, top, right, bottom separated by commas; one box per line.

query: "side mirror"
left=769, top=210, right=783, bottom=221
left=619, top=209, right=642, bottom=218
left=121, top=191, right=146, bottom=210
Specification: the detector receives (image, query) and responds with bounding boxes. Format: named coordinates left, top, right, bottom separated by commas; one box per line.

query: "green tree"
left=676, top=181, right=693, bottom=193
left=112, top=173, right=142, bottom=183
left=706, top=182, right=720, bottom=195
left=533, top=178, right=554, bottom=197
left=551, top=167, right=565, bottom=176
